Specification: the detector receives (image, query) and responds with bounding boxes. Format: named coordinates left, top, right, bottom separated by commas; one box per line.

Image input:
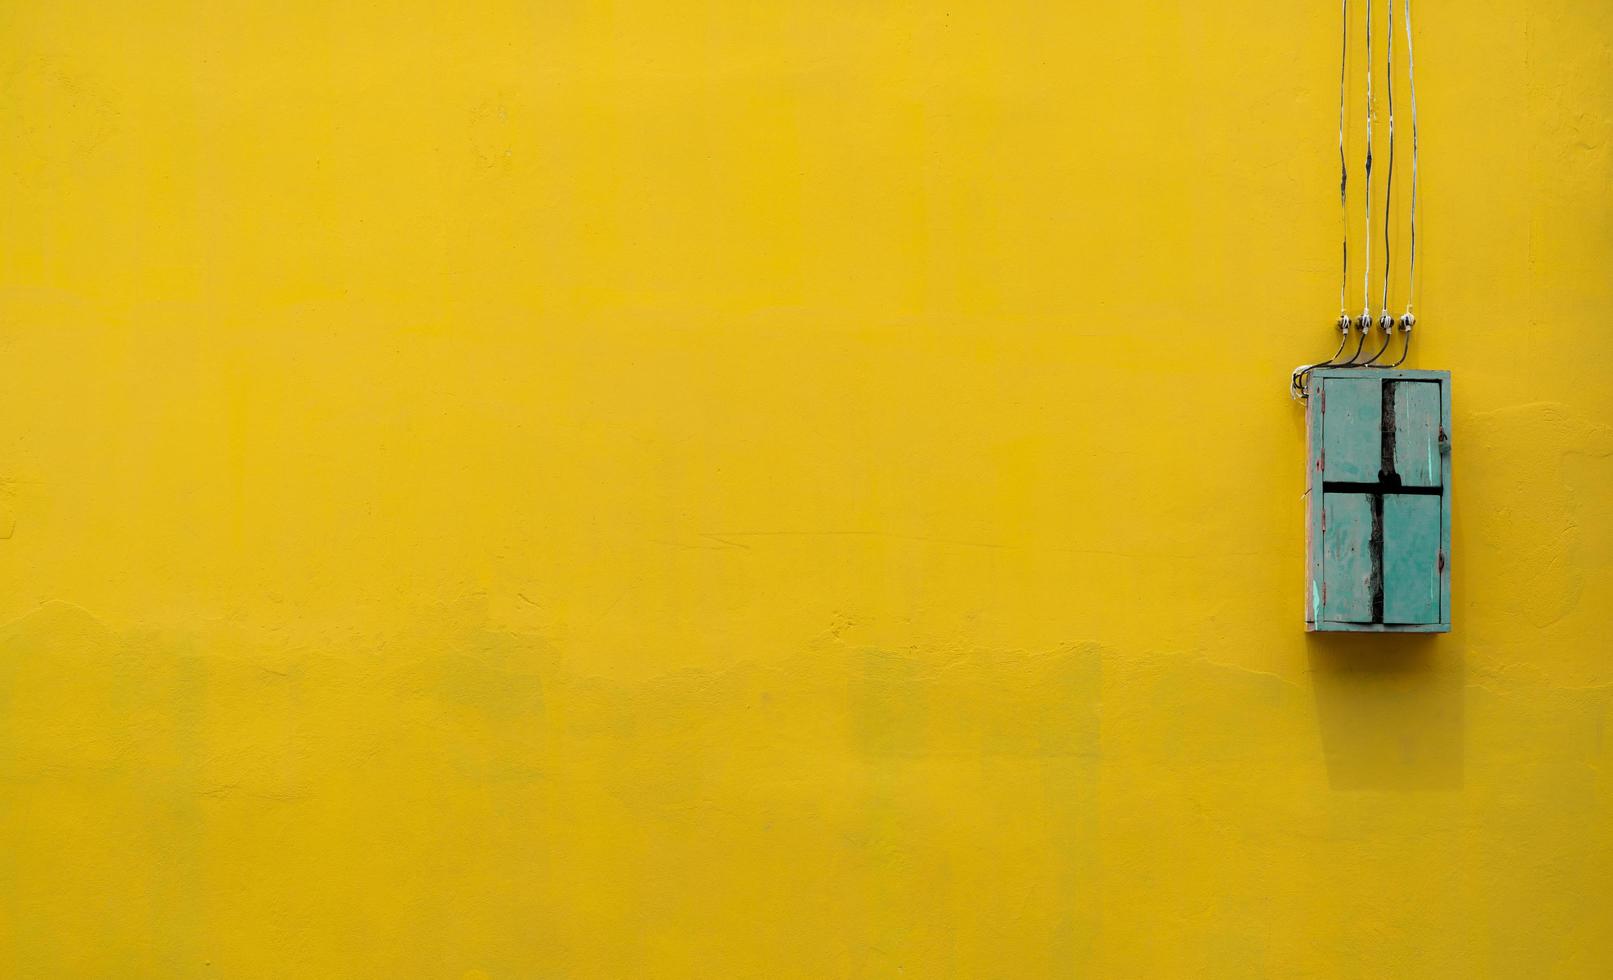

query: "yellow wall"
left=4, top=1, right=1612, bottom=976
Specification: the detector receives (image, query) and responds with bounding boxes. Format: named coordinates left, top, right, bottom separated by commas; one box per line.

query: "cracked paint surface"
left=3, top=0, right=1613, bottom=976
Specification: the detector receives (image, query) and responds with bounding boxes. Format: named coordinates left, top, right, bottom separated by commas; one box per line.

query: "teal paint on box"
left=1322, top=493, right=1374, bottom=623
left=1305, top=369, right=1451, bottom=633
left=1393, top=382, right=1442, bottom=487
left=1321, top=378, right=1382, bottom=482
left=1383, top=495, right=1441, bottom=624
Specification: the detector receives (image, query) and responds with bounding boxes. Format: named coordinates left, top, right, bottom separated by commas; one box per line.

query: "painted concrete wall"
left=3, top=1, right=1611, bottom=976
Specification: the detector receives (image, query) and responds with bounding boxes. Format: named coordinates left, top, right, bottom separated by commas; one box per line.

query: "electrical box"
left=1306, top=368, right=1451, bottom=632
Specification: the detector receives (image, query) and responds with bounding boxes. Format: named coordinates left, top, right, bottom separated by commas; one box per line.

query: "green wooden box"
left=1305, top=369, right=1451, bottom=632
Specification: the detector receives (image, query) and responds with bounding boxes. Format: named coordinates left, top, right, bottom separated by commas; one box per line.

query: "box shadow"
left=1307, top=632, right=1465, bottom=791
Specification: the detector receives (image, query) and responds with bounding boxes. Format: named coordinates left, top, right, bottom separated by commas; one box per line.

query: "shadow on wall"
left=1307, top=634, right=1465, bottom=791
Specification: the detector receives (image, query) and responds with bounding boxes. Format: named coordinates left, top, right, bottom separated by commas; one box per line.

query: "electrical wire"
left=1291, top=0, right=1355, bottom=400
left=1380, top=0, right=1420, bottom=366
left=1384, top=326, right=1413, bottom=367
left=1341, top=325, right=1368, bottom=368
left=1357, top=324, right=1394, bottom=366
left=1296, top=0, right=1424, bottom=395
left=1359, top=0, right=1374, bottom=331
left=1402, top=0, right=1419, bottom=321
left=1379, top=0, right=1394, bottom=320
left=1290, top=331, right=1351, bottom=399
left=1338, top=0, right=1350, bottom=320
left=1358, top=0, right=1395, bottom=368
